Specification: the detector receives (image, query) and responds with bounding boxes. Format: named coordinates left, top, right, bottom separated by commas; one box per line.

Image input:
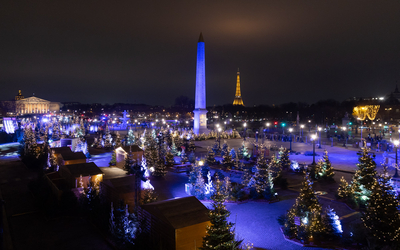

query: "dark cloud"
left=1, top=0, right=400, bottom=106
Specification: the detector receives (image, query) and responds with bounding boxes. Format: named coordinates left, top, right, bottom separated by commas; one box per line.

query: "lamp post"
left=311, top=134, right=317, bottom=166
left=342, top=127, right=347, bottom=147
left=266, top=122, right=270, bottom=141
left=289, top=128, right=293, bottom=151
left=218, top=127, right=222, bottom=150
left=394, top=140, right=399, bottom=178
left=243, top=122, right=247, bottom=140
left=300, top=124, right=304, bottom=140
left=318, top=127, right=322, bottom=149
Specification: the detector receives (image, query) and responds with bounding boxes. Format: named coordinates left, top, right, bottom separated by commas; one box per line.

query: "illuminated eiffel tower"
left=233, top=69, right=244, bottom=106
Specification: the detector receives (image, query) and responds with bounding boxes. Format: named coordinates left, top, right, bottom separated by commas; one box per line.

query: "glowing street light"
left=218, top=127, right=222, bottom=150
left=318, top=127, right=322, bottom=149
left=311, top=134, right=317, bottom=166
left=394, top=140, right=399, bottom=178
left=243, top=122, right=247, bottom=140
left=289, top=128, right=293, bottom=151
left=300, top=124, right=304, bottom=139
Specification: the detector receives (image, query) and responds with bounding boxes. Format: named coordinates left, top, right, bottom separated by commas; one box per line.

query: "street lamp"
left=300, top=124, right=304, bottom=139
left=218, top=127, right=222, bottom=150
left=243, top=122, right=247, bottom=140
left=394, top=140, right=399, bottom=178
left=311, top=134, right=317, bottom=166
left=342, top=127, right=347, bottom=147
left=289, top=128, right=293, bottom=151
left=318, top=127, right=322, bottom=149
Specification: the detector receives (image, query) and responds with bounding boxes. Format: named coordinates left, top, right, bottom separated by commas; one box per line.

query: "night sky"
left=1, top=1, right=400, bottom=106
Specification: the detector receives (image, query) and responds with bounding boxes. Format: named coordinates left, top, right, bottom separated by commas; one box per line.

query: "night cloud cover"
left=1, top=0, right=400, bottom=106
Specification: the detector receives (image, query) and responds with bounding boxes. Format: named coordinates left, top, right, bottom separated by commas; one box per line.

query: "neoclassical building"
left=15, top=91, right=61, bottom=114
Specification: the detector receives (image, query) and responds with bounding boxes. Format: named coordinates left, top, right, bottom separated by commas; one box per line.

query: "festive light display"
left=352, top=105, right=380, bottom=121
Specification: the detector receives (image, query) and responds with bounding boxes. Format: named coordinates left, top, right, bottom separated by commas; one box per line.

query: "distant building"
left=233, top=69, right=244, bottom=106
left=14, top=90, right=61, bottom=114
left=15, top=90, right=24, bottom=101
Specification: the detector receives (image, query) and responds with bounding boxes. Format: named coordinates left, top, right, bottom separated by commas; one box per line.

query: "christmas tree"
left=362, top=166, right=400, bottom=247
left=279, top=147, right=291, bottom=170
left=238, top=142, right=249, bottom=160
left=144, top=140, right=159, bottom=172
left=180, top=149, right=188, bottom=164
left=126, top=128, right=136, bottom=146
left=170, top=138, right=178, bottom=156
left=141, top=189, right=158, bottom=204
left=222, top=146, right=233, bottom=168
left=351, top=147, right=377, bottom=204
left=188, top=137, right=196, bottom=152
left=212, top=140, right=220, bottom=155
left=220, top=141, right=228, bottom=157
left=109, top=151, right=117, bottom=167
left=124, top=151, right=134, bottom=172
left=104, top=124, right=112, bottom=148
left=268, top=154, right=282, bottom=179
left=314, top=150, right=335, bottom=180
left=230, top=148, right=237, bottom=160
left=251, top=154, right=274, bottom=199
left=201, top=177, right=239, bottom=250
left=206, top=147, right=216, bottom=166
left=114, top=131, right=122, bottom=148
left=165, top=150, right=175, bottom=167
left=152, top=157, right=167, bottom=177
left=283, top=173, right=325, bottom=241
left=322, top=206, right=342, bottom=239
left=51, top=121, right=60, bottom=140
left=109, top=203, right=138, bottom=246
left=336, top=176, right=351, bottom=200
left=188, top=152, right=196, bottom=164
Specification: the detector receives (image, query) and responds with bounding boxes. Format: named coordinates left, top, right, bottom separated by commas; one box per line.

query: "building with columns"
left=14, top=91, right=61, bottom=114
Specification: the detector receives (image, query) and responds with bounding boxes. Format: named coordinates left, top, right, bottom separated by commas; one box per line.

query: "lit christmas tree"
left=165, top=150, right=175, bottom=167
left=351, top=147, right=377, bottom=204
left=51, top=121, right=60, bottom=140
left=141, top=189, right=158, bottom=204
left=268, top=154, right=282, bottom=179
left=206, top=147, right=216, bottom=166
left=201, top=176, right=239, bottom=250
left=220, top=141, right=228, bottom=157
left=212, top=140, right=220, bottom=155
left=104, top=124, right=112, bottom=148
left=314, top=150, right=335, bottom=180
left=109, top=203, right=138, bottom=246
left=144, top=140, right=159, bottom=172
left=188, top=137, right=196, bottom=152
left=283, top=173, right=325, bottom=241
left=251, top=154, right=274, bottom=199
left=222, top=146, right=233, bottom=168
left=180, top=149, right=188, bottom=164
left=230, top=148, right=237, bottom=160
left=126, top=129, right=136, bottom=146
left=362, top=166, right=400, bottom=246
left=114, top=131, right=122, bottom=148
left=238, top=142, right=249, bottom=160
left=109, top=151, right=117, bottom=167
left=322, top=206, right=342, bottom=239
left=152, top=157, right=167, bottom=177
left=336, top=176, right=351, bottom=201
left=241, top=169, right=252, bottom=187
left=279, top=147, right=291, bottom=170
left=123, top=150, right=134, bottom=172
left=170, top=138, right=178, bottom=156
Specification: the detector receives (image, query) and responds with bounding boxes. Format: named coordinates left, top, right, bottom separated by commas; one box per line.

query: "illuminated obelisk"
left=193, top=33, right=208, bottom=135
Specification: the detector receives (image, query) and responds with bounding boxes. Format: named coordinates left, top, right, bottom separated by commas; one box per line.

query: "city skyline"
left=1, top=1, right=400, bottom=106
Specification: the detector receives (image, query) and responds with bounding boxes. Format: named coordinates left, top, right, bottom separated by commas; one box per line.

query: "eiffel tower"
left=233, top=69, right=244, bottom=106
